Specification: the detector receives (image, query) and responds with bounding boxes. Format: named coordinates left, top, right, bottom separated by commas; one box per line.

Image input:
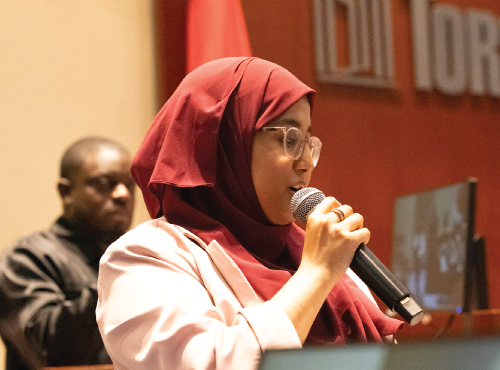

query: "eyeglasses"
left=260, top=126, right=322, bottom=166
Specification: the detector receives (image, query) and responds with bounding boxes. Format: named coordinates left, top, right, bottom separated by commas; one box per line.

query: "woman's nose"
left=295, top=144, right=315, bottom=172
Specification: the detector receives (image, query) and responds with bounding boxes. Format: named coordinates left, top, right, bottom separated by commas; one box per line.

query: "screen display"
left=391, top=182, right=473, bottom=312
left=259, top=338, right=500, bottom=370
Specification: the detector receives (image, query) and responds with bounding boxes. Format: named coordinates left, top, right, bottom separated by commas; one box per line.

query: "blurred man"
left=0, top=136, right=135, bottom=370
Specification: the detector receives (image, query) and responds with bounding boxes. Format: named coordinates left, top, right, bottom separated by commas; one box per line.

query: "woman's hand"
left=299, top=196, right=371, bottom=284
left=271, top=197, right=370, bottom=343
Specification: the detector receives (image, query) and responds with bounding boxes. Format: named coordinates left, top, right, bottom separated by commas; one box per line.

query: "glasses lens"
left=280, top=127, right=322, bottom=166
left=284, top=128, right=303, bottom=160
left=310, top=137, right=322, bottom=166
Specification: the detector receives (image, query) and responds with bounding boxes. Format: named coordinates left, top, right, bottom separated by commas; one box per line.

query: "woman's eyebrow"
left=279, top=118, right=312, bottom=133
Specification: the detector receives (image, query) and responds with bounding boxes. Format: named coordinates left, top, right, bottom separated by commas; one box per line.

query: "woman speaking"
left=96, top=57, right=403, bottom=370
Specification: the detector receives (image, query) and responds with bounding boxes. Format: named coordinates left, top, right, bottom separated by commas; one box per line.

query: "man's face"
left=63, top=146, right=135, bottom=240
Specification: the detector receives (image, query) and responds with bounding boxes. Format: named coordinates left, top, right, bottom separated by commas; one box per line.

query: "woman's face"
left=252, top=96, right=315, bottom=225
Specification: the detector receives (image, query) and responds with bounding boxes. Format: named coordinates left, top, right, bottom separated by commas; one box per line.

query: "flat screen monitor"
left=259, top=337, right=500, bottom=370
left=390, top=178, right=487, bottom=313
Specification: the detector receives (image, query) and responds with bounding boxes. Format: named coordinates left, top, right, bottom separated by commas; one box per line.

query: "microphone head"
left=291, top=188, right=325, bottom=222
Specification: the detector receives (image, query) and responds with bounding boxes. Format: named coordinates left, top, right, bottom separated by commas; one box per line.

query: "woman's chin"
left=270, top=213, right=295, bottom=226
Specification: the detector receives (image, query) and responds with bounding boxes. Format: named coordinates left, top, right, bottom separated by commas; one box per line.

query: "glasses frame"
left=260, top=126, right=322, bottom=166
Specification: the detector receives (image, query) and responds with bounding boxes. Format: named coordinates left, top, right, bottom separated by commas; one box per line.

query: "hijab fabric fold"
left=132, top=57, right=403, bottom=343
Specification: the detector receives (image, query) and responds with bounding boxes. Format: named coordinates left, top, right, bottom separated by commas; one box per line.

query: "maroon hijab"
left=132, top=57, right=403, bottom=343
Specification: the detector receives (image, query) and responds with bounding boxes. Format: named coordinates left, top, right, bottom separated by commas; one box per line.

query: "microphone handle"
left=350, top=243, right=424, bottom=326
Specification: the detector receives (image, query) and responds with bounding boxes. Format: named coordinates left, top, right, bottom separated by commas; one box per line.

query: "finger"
left=340, top=213, right=364, bottom=231
left=311, top=196, right=341, bottom=216
left=328, top=205, right=353, bottom=223
left=351, top=227, right=371, bottom=245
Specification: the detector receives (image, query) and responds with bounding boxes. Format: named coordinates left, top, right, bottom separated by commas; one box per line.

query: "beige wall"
left=0, top=0, right=157, bottom=367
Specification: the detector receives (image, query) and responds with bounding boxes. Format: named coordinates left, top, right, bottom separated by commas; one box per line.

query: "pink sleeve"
left=239, top=301, right=302, bottom=350
left=96, top=224, right=300, bottom=370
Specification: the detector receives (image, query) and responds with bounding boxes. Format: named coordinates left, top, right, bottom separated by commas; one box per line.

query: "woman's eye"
left=286, top=138, right=297, bottom=147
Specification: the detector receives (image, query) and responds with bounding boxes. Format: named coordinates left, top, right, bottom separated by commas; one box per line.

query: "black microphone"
left=291, top=188, right=424, bottom=326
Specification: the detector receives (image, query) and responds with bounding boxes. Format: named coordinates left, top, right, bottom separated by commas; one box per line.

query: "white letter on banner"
left=410, top=0, right=433, bottom=91
left=467, top=9, right=500, bottom=97
left=433, top=4, right=466, bottom=95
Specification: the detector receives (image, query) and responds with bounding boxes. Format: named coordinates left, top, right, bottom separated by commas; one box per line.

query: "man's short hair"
left=60, top=136, right=130, bottom=180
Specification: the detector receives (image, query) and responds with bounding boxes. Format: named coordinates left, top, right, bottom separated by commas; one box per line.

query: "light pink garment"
left=96, top=218, right=301, bottom=370
left=96, top=218, right=381, bottom=370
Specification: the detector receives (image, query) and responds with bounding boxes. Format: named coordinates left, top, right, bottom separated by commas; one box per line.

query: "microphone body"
left=291, top=188, right=424, bottom=326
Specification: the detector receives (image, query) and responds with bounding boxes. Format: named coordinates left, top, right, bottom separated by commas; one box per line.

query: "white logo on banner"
left=313, top=0, right=395, bottom=88
left=410, top=0, right=500, bottom=97
left=314, top=0, right=500, bottom=97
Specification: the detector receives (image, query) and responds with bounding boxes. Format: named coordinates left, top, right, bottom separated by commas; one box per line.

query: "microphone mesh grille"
left=290, top=188, right=325, bottom=222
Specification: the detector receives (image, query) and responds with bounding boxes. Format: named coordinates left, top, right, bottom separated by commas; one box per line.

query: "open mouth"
left=290, top=186, right=303, bottom=193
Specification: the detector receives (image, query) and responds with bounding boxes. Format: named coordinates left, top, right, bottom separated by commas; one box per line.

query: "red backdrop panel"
left=154, top=0, right=500, bottom=320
